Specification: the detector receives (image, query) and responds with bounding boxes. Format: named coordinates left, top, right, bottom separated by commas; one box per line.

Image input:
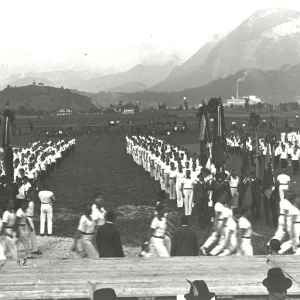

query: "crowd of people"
left=0, top=138, right=76, bottom=259
left=126, top=134, right=300, bottom=257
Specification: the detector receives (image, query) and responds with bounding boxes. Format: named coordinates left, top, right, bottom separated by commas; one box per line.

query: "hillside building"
left=114, top=103, right=139, bottom=114
left=52, top=108, right=73, bottom=116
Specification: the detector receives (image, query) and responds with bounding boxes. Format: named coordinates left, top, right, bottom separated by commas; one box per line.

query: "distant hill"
left=150, top=8, right=300, bottom=91
left=0, top=77, right=56, bottom=90
left=72, top=62, right=177, bottom=93
left=108, top=64, right=300, bottom=106
left=0, top=85, right=96, bottom=112
left=102, top=82, right=148, bottom=93
left=2, top=70, right=100, bottom=90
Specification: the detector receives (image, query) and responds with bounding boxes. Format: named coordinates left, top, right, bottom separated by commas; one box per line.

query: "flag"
left=262, top=143, right=274, bottom=199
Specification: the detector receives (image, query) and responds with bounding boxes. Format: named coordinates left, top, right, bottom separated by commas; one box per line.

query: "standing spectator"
left=291, top=145, right=300, bottom=175
left=277, top=169, right=290, bottom=201
left=269, top=239, right=281, bottom=255
left=193, top=173, right=209, bottom=228
left=227, top=169, right=240, bottom=207
left=171, top=215, right=198, bottom=256
left=181, top=169, right=194, bottom=217
left=262, top=268, right=292, bottom=300
left=96, top=209, right=124, bottom=258
left=147, top=203, right=169, bottom=257
left=249, top=170, right=262, bottom=220
left=15, top=177, right=26, bottom=211
left=72, top=203, right=98, bottom=259
left=26, top=191, right=42, bottom=255
left=39, top=182, right=56, bottom=236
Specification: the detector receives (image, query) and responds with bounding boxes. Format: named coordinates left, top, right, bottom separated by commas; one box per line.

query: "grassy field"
left=11, top=130, right=300, bottom=257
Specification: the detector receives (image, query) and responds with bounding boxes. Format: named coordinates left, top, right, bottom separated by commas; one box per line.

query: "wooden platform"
left=0, top=256, right=300, bottom=300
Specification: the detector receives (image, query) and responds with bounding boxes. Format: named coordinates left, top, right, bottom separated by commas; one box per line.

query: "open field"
left=10, top=131, right=300, bottom=259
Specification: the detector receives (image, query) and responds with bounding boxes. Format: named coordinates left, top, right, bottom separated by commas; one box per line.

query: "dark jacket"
left=193, top=181, right=209, bottom=204
left=171, top=226, right=199, bottom=256
left=96, top=223, right=124, bottom=258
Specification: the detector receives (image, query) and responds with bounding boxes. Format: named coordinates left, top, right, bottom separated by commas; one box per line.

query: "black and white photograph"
left=0, top=0, right=300, bottom=299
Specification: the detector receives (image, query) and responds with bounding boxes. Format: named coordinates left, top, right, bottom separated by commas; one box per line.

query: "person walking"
left=1, top=199, right=18, bottom=259
left=171, top=215, right=198, bottom=256
left=147, top=203, right=169, bottom=257
left=72, top=203, right=98, bottom=259
left=39, top=182, right=56, bottom=236
left=199, top=193, right=227, bottom=255
left=167, top=162, right=177, bottom=201
left=15, top=199, right=33, bottom=259
left=174, top=164, right=185, bottom=208
left=236, top=206, right=264, bottom=255
left=96, top=209, right=124, bottom=258
left=277, top=169, right=290, bottom=201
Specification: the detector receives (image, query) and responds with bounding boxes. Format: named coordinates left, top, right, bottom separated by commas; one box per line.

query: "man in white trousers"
left=227, top=169, right=240, bottom=207
left=15, top=199, right=33, bottom=259
left=26, top=191, right=43, bottom=255
left=39, top=182, right=56, bottom=236
left=175, top=165, right=185, bottom=208
left=277, top=169, right=290, bottom=201
left=1, top=200, right=18, bottom=259
left=200, top=193, right=227, bottom=255
left=181, top=170, right=195, bottom=216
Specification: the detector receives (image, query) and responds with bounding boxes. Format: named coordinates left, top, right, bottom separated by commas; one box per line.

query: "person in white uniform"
left=1, top=200, right=18, bottom=259
left=181, top=170, right=195, bottom=216
left=277, top=169, right=290, bottom=200
left=26, top=191, right=42, bottom=255
left=200, top=193, right=227, bottom=255
left=227, top=169, right=240, bottom=207
left=39, top=182, right=56, bottom=236
left=168, top=162, right=177, bottom=200
left=237, top=206, right=264, bottom=255
left=174, top=165, right=185, bottom=208
left=15, top=199, right=33, bottom=259
left=218, top=207, right=240, bottom=256
left=92, top=193, right=106, bottom=230
left=279, top=193, right=300, bottom=255
left=72, top=203, right=98, bottom=259
left=268, top=190, right=292, bottom=248
left=148, top=203, right=169, bottom=257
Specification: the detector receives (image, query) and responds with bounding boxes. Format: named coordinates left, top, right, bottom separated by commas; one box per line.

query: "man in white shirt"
left=92, top=193, right=106, bottom=230
left=181, top=170, right=194, bottom=216
left=277, top=169, right=290, bottom=201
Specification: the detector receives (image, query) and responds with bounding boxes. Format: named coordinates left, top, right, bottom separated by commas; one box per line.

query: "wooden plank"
left=0, top=256, right=300, bottom=299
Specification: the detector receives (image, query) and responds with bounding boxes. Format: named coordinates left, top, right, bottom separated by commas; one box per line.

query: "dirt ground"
left=8, top=131, right=300, bottom=259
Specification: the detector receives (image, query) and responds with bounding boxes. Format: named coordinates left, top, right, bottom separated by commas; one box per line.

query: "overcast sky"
left=1, top=0, right=300, bottom=78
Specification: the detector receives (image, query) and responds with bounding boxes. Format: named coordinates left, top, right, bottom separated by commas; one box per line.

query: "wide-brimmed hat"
left=262, top=268, right=292, bottom=290
left=93, top=288, right=117, bottom=300
left=185, top=280, right=215, bottom=300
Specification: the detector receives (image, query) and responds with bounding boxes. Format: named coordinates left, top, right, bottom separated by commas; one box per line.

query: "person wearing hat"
left=87, top=282, right=118, bottom=300
left=262, top=268, right=292, bottom=300
left=184, top=280, right=215, bottom=300
left=96, top=209, right=124, bottom=258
